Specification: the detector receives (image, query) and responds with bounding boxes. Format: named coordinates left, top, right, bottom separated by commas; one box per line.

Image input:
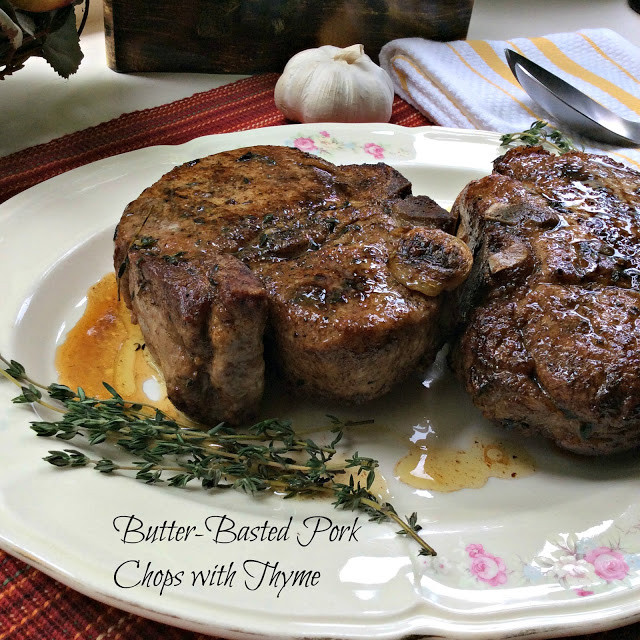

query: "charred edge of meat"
left=451, top=145, right=640, bottom=454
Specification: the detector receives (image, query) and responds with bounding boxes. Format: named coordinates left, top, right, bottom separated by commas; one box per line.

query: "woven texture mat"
left=0, top=72, right=428, bottom=204
left=1, top=73, right=639, bottom=640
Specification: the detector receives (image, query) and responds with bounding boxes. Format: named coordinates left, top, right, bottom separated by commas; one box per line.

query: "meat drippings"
left=55, top=273, right=183, bottom=420
left=56, top=274, right=536, bottom=495
left=395, top=437, right=536, bottom=492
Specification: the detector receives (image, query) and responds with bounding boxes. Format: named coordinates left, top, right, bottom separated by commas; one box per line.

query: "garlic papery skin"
left=275, top=44, right=395, bottom=124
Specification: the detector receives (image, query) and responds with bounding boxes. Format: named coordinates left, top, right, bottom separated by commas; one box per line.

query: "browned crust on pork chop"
left=115, top=145, right=471, bottom=424
left=450, top=146, right=640, bottom=454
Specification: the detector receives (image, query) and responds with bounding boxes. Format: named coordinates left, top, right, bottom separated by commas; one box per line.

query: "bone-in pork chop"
left=450, top=145, right=640, bottom=455
left=114, top=145, right=471, bottom=424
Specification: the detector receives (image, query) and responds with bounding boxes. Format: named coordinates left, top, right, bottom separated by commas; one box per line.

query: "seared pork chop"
left=115, top=145, right=472, bottom=424
left=451, top=146, right=640, bottom=455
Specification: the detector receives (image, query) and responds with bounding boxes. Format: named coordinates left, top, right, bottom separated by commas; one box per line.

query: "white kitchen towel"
left=379, top=29, right=640, bottom=167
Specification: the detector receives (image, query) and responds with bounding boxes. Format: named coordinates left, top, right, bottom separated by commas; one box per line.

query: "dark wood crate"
left=104, top=0, right=474, bottom=74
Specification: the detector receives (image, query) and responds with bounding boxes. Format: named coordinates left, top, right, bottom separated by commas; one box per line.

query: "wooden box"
left=104, top=0, right=474, bottom=74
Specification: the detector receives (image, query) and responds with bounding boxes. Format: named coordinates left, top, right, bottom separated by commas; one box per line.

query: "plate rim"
left=2, top=122, right=639, bottom=640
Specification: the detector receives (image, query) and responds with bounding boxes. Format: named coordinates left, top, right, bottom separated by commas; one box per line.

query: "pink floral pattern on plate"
left=521, top=533, right=635, bottom=595
left=292, top=137, right=317, bottom=153
left=286, top=130, right=411, bottom=160
left=466, top=543, right=508, bottom=586
left=584, top=546, right=630, bottom=582
left=419, top=528, right=639, bottom=597
left=363, top=142, right=385, bottom=160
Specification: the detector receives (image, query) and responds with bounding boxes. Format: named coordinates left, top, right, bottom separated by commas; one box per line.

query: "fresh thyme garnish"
left=500, top=120, right=576, bottom=154
left=0, top=354, right=435, bottom=556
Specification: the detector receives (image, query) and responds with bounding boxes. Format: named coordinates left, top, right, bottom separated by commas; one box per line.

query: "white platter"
left=1, top=123, right=640, bottom=639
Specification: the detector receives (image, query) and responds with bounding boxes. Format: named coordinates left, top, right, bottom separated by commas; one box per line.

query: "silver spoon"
left=505, top=48, right=640, bottom=147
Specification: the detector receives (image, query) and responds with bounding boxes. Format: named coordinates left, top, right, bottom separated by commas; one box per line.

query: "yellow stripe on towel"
left=529, top=36, right=640, bottom=116
left=610, top=151, right=640, bottom=171
left=579, top=32, right=640, bottom=86
left=389, top=53, right=476, bottom=127
left=506, top=40, right=527, bottom=57
left=445, top=43, right=540, bottom=119
left=466, top=40, right=523, bottom=90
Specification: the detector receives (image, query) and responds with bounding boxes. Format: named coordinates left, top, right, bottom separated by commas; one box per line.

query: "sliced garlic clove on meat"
left=389, top=228, right=473, bottom=297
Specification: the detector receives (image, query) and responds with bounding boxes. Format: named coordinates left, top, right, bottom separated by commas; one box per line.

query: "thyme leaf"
left=1, top=355, right=436, bottom=556
left=500, top=120, right=576, bottom=154
left=3, top=359, right=25, bottom=379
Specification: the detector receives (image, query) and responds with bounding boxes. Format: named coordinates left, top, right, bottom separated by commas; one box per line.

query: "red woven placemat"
left=1, top=73, right=638, bottom=640
left=0, top=72, right=428, bottom=204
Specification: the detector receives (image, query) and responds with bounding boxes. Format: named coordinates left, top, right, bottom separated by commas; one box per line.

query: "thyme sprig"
left=500, top=120, right=576, bottom=154
left=0, top=355, right=435, bottom=556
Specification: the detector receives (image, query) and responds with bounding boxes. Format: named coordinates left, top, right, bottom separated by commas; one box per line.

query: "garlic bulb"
left=275, top=44, right=394, bottom=123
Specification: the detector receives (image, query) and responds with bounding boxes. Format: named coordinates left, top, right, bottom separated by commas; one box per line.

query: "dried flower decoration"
left=0, top=0, right=87, bottom=79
